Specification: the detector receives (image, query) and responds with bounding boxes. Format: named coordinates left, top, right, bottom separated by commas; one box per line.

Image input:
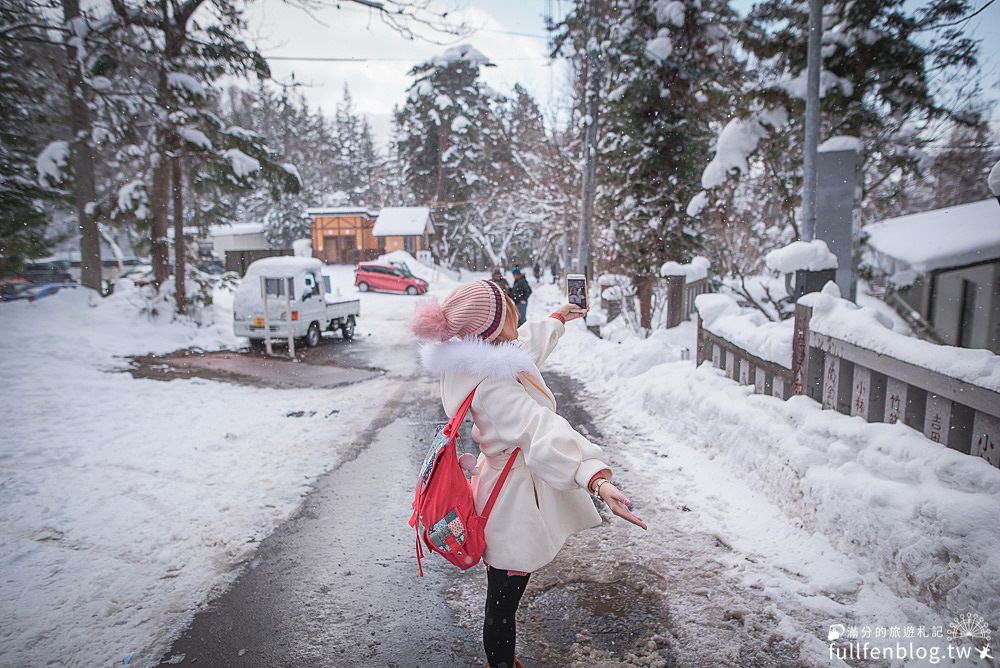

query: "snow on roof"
left=372, top=207, right=434, bottom=237
left=306, top=207, right=378, bottom=217
left=863, top=199, right=1000, bottom=273
left=209, top=223, right=266, bottom=237
left=765, top=239, right=838, bottom=273
left=243, top=256, right=322, bottom=277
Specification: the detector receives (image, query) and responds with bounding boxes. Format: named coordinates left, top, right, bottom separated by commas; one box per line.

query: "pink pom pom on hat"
left=411, top=280, right=509, bottom=342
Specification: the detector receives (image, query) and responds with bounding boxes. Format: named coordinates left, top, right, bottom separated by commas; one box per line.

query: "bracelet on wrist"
left=591, top=478, right=610, bottom=500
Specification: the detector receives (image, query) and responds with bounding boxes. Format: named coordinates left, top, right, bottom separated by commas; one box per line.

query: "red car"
left=355, top=261, right=428, bottom=295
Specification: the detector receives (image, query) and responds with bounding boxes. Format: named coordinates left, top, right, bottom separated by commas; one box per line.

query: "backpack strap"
left=480, top=447, right=521, bottom=522
left=443, top=385, right=478, bottom=437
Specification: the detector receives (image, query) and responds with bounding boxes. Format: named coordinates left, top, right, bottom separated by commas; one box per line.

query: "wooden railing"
left=697, top=301, right=1000, bottom=468
left=600, top=271, right=712, bottom=330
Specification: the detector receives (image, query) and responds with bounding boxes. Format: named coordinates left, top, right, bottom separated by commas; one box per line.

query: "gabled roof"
left=372, top=207, right=435, bottom=237
left=864, top=199, right=1000, bottom=273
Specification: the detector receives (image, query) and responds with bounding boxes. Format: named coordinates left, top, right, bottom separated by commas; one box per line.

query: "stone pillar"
left=816, top=146, right=860, bottom=301
left=972, top=412, right=1000, bottom=467
left=923, top=393, right=952, bottom=446
left=884, top=377, right=908, bottom=425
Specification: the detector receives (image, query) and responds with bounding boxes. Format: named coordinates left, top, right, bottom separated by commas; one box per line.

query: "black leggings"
left=483, top=567, right=530, bottom=668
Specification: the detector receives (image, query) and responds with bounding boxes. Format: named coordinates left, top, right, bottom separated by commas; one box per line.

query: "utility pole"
left=801, top=0, right=822, bottom=242
left=578, top=0, right=600, bottom=278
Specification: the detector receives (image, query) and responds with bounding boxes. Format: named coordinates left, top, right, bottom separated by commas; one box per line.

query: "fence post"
left=792, top=303, right=813, bottom=395
left=664, top=274, right=686, bottom=328
left=972, top=412, right=1000, bottom=467
left=696, top=314, right=706, bottom=365
left=884, top=377, right=908, bottom=424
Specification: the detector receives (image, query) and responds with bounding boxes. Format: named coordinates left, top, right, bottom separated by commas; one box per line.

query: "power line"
left=264, top=55, right=551, bottom=63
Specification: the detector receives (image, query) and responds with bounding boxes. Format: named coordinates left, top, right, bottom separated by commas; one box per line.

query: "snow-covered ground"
left=4, top=262, right=997, bottom=667
left=0, top=259, right=461, bottom=667
left=530, top=281, right=1000, bottom=665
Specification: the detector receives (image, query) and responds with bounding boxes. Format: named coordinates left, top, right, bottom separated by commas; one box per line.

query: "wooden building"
left=306, top=207, right=381, bottom=264
left=372, top=207, right=435, bottom=254
left=863, top=198, right=1000, bottom=353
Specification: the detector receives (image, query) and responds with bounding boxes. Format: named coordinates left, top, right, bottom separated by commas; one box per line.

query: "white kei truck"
left=233, top=256, right=360, bottom=352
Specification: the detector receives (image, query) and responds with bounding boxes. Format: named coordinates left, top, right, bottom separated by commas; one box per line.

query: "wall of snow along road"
left=0, top=276, right=404, bottom=666
left=546, top=319, right=1000, bottom=624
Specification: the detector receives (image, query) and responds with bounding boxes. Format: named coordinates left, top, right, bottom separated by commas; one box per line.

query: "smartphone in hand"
left=567, top=273, right=588, bottom=310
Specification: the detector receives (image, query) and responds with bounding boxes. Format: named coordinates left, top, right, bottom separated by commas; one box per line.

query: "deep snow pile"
left=529, top=281, right=999, bottom=646
left=696, top=292, right=794, bottom=367
left=0, top=275, right=411, bottom=666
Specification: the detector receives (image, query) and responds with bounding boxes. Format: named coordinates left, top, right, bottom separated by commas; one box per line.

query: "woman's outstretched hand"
left=554, top=303, right=588, bottom=322
left=598, top=482, right=647, bottom=530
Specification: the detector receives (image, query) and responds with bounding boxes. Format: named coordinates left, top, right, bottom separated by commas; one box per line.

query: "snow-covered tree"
left=394, top=44, right=506, bottom=266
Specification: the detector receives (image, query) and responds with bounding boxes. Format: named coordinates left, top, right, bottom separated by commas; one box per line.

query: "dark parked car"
left=0, top=282, right=78, bottom=302
left=21, top=260, right=73, bottom=284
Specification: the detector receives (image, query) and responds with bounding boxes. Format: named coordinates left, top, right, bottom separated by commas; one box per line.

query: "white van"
left=233, top=256, right=360, bottom=347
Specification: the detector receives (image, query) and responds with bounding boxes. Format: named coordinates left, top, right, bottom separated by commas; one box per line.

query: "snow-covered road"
left=2, top=258, right=996, bottom=667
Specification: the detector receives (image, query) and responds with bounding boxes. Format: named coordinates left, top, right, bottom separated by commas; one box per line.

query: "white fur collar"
left=420, top=337, right=534, bottom=379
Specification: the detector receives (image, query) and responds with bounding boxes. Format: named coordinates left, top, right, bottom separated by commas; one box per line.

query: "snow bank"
left=864, top=199, right=1000, bottom=273
left=547, top=314, right=1000, bottom=627
left=0, top=273, right=413, bottom=666
left=378, top=249, right=460, bottom=286
left=765, top=239, right=838, bottom=273
left=989, top=159, right=1000, bottom=196
left=659, top=255, right=710, bottom=281
left=802, top=283, right=1000, bottom=393
left=695, top=293, right=793, bottom=367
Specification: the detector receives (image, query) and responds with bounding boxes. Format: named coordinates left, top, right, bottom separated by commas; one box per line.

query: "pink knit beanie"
left=411, top=280, right=509, bottom=342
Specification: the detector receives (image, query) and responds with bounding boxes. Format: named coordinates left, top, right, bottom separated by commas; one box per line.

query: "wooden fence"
left=697, top=302, right=1000, bottom=468
left=601, top=272, right=712, bottom=329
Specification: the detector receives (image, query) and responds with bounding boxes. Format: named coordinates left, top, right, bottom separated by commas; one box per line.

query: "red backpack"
left=408, top=386, right=520, bottom=576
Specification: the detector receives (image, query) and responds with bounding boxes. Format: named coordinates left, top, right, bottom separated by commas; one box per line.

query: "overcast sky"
left=244, top=0, right=1000, bottom=147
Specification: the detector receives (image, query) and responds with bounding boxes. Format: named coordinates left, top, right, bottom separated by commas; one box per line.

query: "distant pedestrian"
left=532, top=261, right=542, bottom=284
left=550, top=261, right=558, bottom=285
left=510, top=267, right=532, bottom=327
left=491, top=267, right=511, bottom=296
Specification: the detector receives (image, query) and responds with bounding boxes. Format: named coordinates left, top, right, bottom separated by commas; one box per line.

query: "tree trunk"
left=171, top=148, right=186, bottom=314
left=61, top=0, right=102, bottom=292
left=635, top=274, right=654, bottom=331
left=150, top=148, right=171, bottom=287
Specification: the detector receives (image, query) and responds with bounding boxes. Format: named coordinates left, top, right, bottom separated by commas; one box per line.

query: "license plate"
left=252, top=317, right=264, bottom=327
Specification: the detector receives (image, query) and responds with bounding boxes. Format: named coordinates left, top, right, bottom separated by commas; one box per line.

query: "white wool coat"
left=421, top=317, right=611, bottom=573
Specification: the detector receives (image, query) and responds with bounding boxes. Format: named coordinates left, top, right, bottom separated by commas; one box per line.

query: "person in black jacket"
left=490, top=267, right=512, bottom=296
left=510, top=267, right=532, bottom=326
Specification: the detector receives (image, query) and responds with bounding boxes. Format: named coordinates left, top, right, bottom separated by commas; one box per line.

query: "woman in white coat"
left=412, top=279, right=646, bottom=668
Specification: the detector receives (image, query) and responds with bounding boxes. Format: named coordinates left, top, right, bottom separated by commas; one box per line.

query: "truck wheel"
left=248, top=338, right=266, bottom=352
left=305, top=322, right=321, bottom=347
left=357, top=282, right=369, bottom=292
left=406, top=286, right=418, bottom=295
left=341, top=315, right=356, bottom=341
